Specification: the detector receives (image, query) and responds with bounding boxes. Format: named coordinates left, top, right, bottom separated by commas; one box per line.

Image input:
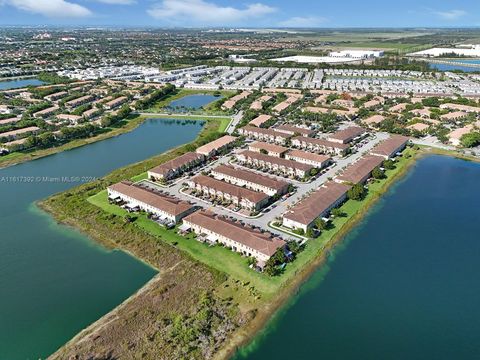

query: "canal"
left=235, top=155, right=480, bottom=360
left=0, top=118, right=203, bottom=359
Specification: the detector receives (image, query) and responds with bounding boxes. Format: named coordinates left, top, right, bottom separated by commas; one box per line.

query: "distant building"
left=0, top=126, right=40, bottom=140
left=329, top=50, right=384, bottom=59
left=440, top=111, right=469, bottom=122
left=104, top=96, right=128, bottom=110
left=65, top=95, right=94, bottom=109
left=33, top=106, right=59, bottom=119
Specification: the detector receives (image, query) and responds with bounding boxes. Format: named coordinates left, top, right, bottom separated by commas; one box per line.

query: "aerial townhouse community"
left=5, top=62, right=480, bottom=274
left=102, top=87, right=414, bottom=272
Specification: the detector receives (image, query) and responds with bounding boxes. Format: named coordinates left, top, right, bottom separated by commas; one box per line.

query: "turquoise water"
left=0, top=118, right=203, bottom=359
left=0, top=78, right=45, bottom=90
left=167, top=94, right=220, bottom=110
left=235, top=155, right=480, bottom=359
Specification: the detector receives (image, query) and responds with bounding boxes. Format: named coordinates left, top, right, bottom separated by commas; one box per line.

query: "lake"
left=429, top=61, right=480, bottom=73
left=0, top=118, right=203, bottom=359
left=235, top=155, right=480, bottom=360
left=166, top=94, right=220, bottom=111
left=0, top=78, right=45, bottom=90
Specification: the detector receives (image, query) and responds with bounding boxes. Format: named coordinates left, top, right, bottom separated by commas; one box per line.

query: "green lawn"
left=87, top=147, right=417, bottom=298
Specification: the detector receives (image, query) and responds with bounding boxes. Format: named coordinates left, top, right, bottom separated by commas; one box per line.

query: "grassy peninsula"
left=40, top=121, right=425, bottom=359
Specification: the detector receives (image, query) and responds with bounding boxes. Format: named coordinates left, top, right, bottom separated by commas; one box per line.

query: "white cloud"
left=6, top=0, right=92, bottom=17
left=95, top=0, right=136, bottom=4
left=148, top=0, right=276, bottom=25
left=434, top=9, right=466, bottom=20
left=279, top=16, right=327, bottom=27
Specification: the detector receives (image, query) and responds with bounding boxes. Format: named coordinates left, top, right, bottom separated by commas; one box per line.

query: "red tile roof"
left=184, top=210, right=285, bottom=257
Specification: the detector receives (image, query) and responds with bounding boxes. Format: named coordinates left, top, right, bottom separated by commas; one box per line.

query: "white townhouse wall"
left=285, top=150, right=332, bottom=169
left=183, top=211, right=285, bottom=263
left=210, top=165, right=289, bottom=197
left=107, top=182, right=194, bottom=223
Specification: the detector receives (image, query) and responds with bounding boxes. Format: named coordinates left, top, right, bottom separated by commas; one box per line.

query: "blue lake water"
left=235, top=155, right=480, bottom=360
left=0, top=118, right=203, bottom=359
left=166, top=94, right=220, bottom=110
left=429, top=62, right=480, bottom=73
left=0, top=78, right=45, bottom=90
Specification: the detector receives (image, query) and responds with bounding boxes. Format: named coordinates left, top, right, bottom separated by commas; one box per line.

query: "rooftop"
left=328, top=126, right=366, bottom=142
left=212, top=164, right=288, bottom=191
left=184, top=210, right=285, bottom=257
left=108, top=181, right=193, bottom=216
left=292, top=136, right=350, bottom=150
left=336, top=155, right=384, bottom=184
left=238, top=150, right=314, bottom=172
left=370, top=135, right=410, bottom=159
left=190, top=174, right=269, bottom=203
left=283, top=181, right=351, bottom=226
left=149, top=152, right=204, bottom=177
left=196, top=135, right=237, bottom=156
left=287, top=149, right=331, bottom=164
left=249, top=141, right=288, bottom=154
left=274, top=124, right=314, bottom=137
left=249, top=114, right=272, bottom=127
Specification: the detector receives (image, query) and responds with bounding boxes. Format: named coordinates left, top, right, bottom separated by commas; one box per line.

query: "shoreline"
left=0, top=113, right=230, bottom=170
left=0, top=115, right=146, bottom=170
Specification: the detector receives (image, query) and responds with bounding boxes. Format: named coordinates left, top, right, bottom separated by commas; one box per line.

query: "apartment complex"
left=291, top=136, right=349, bottom=156
left=237, top=150, right=313, bottom=178
left=196, top=135, right=237, bottom=157
left=283, top=181, right=351, bottom=232
left=336, top=155, right=384, bottom=185
left=327, top=126, right=366, bottom=144
left=211, top=164, right=289, bottom=196
left=248, top=141, right=288, bottom=157
left=187, top=174, right=269, bottom=211
left=249, top=114, right=272, bottom=127
left=183, top=210, right=285, bottom=264
left=107, top=181, right=195, bottom=224
left=238, top=126, right=289, bottom=145
left=370, top=135, right=409, bottom=159
left=148, top=152, right=205, bottom=181
left=285, top=149, right=332, bottom=169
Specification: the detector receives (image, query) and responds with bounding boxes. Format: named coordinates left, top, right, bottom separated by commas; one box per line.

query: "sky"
left=0, top=0, right=478, bottom=27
